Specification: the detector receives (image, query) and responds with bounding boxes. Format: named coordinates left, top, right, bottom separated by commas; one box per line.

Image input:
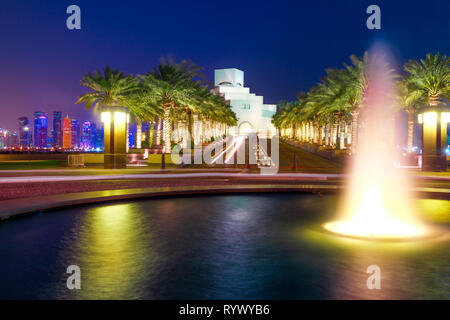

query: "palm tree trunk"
left=181, top=110, right=187, bottom=149
left=215, top=122, right=219, bottom=139
left=152, top=119, right=157, bottom=146
left=339, top=117, right=346, bottom=149
left=306, top=122, right=310, bottom=141
left=332, top=115, right=339, bottom=148
left=188, top=110, right=193, bottom=149
left=153, top=116, right=161, bottom=146
left=304, top=124, right=307, bottom=141
left=407, top=111, right=414, bottom=153
left=319, top=125, right=324, bottom=145
left=177, top=118, right=182, bottom=144
left=136, top=120, right=142, bottom=149
left=307, top=122, right=311, bottom=142
left=163, top=105, right=171, bottom=152
left=146, top=121, right=151, bottom=147
left=302, top=122, right=307, bottom=142
left=313, top=123, right=318, bottom=144
left=317, top=124, right=321, bottom=144
left=200, top=120, right=205, bottom=144
left=173, top=108, right=178, bottom=143
left=193, top=113, right=199, bottom=146
left=350, top=110, right=359, bottom=152
left=347, top=121, right=352, bottom=145
left=325, top=122, right=331, bottom=146
left=204, top=118, right=210, bottom=141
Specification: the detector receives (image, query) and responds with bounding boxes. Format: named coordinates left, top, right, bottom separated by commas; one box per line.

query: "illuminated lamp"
left=417, top=104, right=450, bottom=172
left=101, top=106, right=129, bottom=169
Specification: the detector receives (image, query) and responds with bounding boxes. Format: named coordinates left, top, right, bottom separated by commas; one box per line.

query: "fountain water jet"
left=324, top=50, right=428, bottom=240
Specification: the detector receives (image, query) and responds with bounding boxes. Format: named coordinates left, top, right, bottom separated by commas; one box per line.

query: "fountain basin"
left=0, top=193, right=448, bottom=299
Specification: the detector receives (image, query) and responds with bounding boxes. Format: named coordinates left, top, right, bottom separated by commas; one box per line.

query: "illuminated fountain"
left=324, top=51, right=428, bottom=240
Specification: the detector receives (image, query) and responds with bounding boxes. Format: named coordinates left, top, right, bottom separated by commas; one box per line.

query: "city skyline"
left=0, top=110, right=102, bottom=149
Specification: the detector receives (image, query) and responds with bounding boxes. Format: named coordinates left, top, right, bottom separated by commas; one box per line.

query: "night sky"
left=0, top=0, right=449, bottom=132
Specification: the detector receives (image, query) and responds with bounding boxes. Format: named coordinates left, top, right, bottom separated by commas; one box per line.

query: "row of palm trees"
left=272, top=53, right=449, bottom=152
left=76, top=58, right=237, bottom=152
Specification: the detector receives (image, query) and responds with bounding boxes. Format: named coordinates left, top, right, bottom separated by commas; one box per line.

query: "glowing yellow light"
left=114, top=111, right=126, bottom=124
left=324, top=185, right=426, bottom=239
left=101, top=111, right=111, bottom=123
left=423, top=112, right=437, bottom=125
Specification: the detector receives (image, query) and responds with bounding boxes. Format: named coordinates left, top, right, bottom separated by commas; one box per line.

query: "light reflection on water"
left=0, top=194, right=448, bottom=299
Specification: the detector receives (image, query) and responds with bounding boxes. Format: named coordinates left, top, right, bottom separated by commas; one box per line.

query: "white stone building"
left=213, top=68, right=276, bottom=137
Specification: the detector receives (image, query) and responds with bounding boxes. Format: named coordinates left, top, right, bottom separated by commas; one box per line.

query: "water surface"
left=0, top=194, right=448, bottom=299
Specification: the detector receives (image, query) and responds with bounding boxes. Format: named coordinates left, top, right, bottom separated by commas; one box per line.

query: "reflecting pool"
left=0, top=194, right=448, bottom=299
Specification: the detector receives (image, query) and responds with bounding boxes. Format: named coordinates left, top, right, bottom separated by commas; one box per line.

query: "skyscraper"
left=18, top=117, right=30, bottom=147
left=71, top=119, right=79, bottom=148
left=34, top=111, right=48, bottom=148
left=90, top=122, right=97, bottom=149
left=53, top=111, right=62, bottom=148
left=96, top=124, right=104, bottom=150
left=80, top=121, right=92, bottom=149
left=8, top=131, right=19, bottom=147
left=0, top=129, right=6, bottom=147
left=63, top=116, right=71, bottom=149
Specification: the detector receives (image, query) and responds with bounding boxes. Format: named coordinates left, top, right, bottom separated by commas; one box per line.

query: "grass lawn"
left=410, top=170, right=450, bottom=177
left=0, top=160, right=66, bottom=170
left=278, top=141, right=343, bottom=173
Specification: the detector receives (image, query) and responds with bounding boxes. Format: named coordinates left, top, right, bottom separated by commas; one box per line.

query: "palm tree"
left=271, top=51, right=397, bottom=151
left=151, top=57, right=206, bottom=151
left=124, top=80, right=162, bottom=148
left=396, top=81, right=426, bottom=153
left=76, top=66, right=138, bottom=168
left=341, top=55, right=368, bottom=150
left=76, top=66, right=138, bottom=112
left=140, top=72, right=198, bottom=151
left=308, top=69, right=350, bottom=149
left=404, top=53, right=450, bottom=107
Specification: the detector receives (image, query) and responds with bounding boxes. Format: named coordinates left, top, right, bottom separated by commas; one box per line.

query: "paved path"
left=1, top=182, right=448, bottom=222
left=0, top=184, right=341, bottom=221
left=0, top=170, right=448, bottom=184
left=0, top=172, right=343, bottom=184
left=0, top=141, right=448, bottom=203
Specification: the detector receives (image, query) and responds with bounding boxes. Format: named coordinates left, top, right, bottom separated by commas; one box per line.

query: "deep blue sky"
left=0, top=0, right=449, bottom=130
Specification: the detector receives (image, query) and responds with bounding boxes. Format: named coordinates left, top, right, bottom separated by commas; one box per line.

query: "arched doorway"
left=238, top=121, right=254, bottom=135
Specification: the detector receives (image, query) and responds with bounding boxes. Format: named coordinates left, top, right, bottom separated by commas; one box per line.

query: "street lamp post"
left=417, top=105, right=450, bottom=172
left=101, top=106, right=129, bottom=169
